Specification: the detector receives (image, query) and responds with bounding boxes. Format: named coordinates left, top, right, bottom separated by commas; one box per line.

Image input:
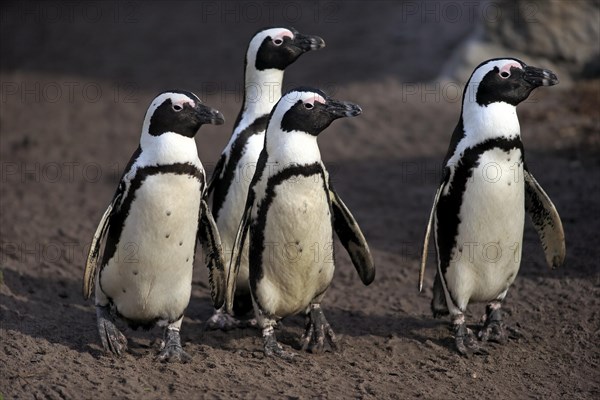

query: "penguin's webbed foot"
left=263, top=326, right=295, bottom=360
left=156, top=327, right=191, bottom=363
left=300, top=304, right=337, bottom=354
left=96, top=305, right=128, bottom=356
left=205, top=308, right=257, bottom=331
left=478, top=304, right=507, bottom=344
left=205, top=308, right=242, bottom=331
left=453, top=317, right=487, bottom=357
left=478, top=302, right=522, bottom=344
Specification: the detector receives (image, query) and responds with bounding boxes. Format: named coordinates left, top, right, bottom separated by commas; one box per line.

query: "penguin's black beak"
left=196, top=104, right=225, bottom=125
left=523, top=66, right=559, bottom=87
left=291, top=30, right=326, bottom=52
left=325, top=98, right=362, bottom=119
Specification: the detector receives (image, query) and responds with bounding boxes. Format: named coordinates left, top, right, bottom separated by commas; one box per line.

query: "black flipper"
left=329, top=185, right=375, bottom=285
left=419, top=183, right=444, bottom=292
left=524, top=168, right=566, bottom=269
left=83, top=190, right=122, bottom=299
left=84, top=146, right=141, bottom=300
left=199, top=199, right=226, bottom=309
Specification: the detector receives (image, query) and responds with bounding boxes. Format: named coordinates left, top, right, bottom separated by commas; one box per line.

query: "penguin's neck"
left=139, top=132, right=201, bottom=167
left=266, top=129, right=322, bottom=169
left=445, top=101, right=522, bottom=169
left=239, top=67, right=284, bottom=130
left=462, top=101, right=521, bottom=143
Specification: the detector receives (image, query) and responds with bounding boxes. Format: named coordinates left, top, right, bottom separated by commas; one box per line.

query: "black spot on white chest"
left=129, top=173, right=202, bottom=231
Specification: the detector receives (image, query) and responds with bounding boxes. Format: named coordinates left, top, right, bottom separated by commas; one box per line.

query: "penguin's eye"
left=273, top=38, right=283, bottom=46
left=304, top=102, right=314, bottom=110
left=499, top=71, right=510, bottom=79
left=172, top=104, right=183, bottom=112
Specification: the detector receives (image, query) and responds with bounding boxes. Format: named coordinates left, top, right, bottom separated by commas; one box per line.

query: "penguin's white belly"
left=255, top=175, right=334, bottom=318
left=446, top=148, right=524, bottom=307
left=217, top=134, right=264, bottom=293
left=100, top=173, right=200, bottom=322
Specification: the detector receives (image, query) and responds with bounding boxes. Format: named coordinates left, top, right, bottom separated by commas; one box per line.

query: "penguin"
left=82, top=90, right=227, bottom=362
left=205, top=27, right=325, bottom=329
left=225, top=88, right=375, bottom=358
left=419, top=58, right=566, bottom=355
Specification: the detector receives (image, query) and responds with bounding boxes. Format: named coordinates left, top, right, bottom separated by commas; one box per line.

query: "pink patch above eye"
left=273, top=29, right=293, bottom=41
left=173, top=97, right=194, bottom=108
left=500, top=62, right=522, bottom=74
left=305, top=94, right=326, bottom=105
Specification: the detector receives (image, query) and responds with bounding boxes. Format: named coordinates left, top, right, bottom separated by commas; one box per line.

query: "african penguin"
left=419, top=58, right=566, bottom=355
left=83, top=90, right=227, bottom=362
left=205, top=27, right=325, bottom=329
left=226, top=88, right=375, bottom=358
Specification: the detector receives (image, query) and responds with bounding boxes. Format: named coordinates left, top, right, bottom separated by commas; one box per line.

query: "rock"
left=440, top=0, right=600, bottom=86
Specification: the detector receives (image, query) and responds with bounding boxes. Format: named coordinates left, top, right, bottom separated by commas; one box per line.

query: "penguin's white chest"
left=446, top=147, right=525, bottom=305
left=254, top=174, right=334, bottom=318
left=217, top=132, right=264, bottom=291
left=100, top=173, right=201, bottom=323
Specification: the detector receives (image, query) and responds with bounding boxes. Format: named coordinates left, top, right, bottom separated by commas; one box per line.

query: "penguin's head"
left=247, top=27, right=325, bottom=71
left=270, top=87, right=362, bottom=137
left=464, top=58, right=559, bottom=108
left=143, top=91, right=225, bottom=138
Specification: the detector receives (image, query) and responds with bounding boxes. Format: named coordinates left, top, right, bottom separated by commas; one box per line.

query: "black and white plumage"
left=83, top=91, right=227, bottom=362
left=419, top=58, right=566, bottom=355
left=205, top=27, right=325, bottom=329
left=226, top=88, right=375, bottom=358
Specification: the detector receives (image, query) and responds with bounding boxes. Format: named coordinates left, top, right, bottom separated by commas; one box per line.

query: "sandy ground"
left=1, top=1, right=599, bottom=399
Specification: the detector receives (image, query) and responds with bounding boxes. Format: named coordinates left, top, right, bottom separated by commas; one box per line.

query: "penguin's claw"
left=479, top=320, right=508, bottom=344
left=300, top=305, right=337, bottom=354
left=506, top=325, right=524, bottom=339
left=156, top=344, right=192, bottom=363
left=478, top=303, right=509, bottom=344
left=205, top=309, right=257, bottom=331
left=205, top=309, right=243, bottom=331
left=454, top=323, right=487, bottom=356
left=96, top=305, right=128, bottom=356
left=156, top=328, right=191, bottom=363
left=262, top=326, right=295, bottom=360
left=264, top=339, right=296, bottom=360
